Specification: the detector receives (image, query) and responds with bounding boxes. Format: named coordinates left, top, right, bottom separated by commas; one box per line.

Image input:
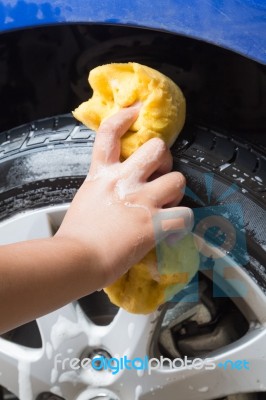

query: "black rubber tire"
left=0, top=114, right=265, bottom=291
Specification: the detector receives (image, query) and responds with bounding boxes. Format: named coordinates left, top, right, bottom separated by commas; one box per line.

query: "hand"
left=55, top=104, right=194, bottom=287
left=0, top=105, right=194, bottom=333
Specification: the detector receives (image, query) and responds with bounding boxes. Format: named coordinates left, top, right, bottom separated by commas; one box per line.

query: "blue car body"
left=0, top=0, right=265, bottom=64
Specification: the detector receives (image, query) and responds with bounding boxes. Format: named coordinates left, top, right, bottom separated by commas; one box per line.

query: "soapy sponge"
left=104, top=235, right=199, bottom=314
left=73, top=62, right=186, bottom=159
left=73, top=62, right=199, bottom=314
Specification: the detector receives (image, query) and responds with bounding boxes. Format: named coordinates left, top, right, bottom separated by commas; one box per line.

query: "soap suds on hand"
left=73, top=62, right=199, bottom=314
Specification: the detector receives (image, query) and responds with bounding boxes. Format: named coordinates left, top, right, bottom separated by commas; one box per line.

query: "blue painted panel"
left=0, top=0, right=265, bottom=64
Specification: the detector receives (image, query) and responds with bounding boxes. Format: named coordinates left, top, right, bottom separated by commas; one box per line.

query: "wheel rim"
left=0, top=205, right=265, bottom=400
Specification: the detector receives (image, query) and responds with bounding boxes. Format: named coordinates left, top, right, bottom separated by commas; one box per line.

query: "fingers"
left=123, top=137, right=173, bottom=181
left=144, top=171, right=186, bottom=207
left=153, top=207, right=194, bottom=244
left=90, top=104, right=140, bottom=172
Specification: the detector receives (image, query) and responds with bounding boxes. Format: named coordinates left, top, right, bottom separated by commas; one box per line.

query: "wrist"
left=51, top=234, right=105, bottom=297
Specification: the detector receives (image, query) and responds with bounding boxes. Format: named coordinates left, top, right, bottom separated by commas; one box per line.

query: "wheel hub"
left=85, top=349, right=113, bottom=373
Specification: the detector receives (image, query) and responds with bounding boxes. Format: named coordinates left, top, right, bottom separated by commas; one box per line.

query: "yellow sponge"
left=73, top=62, right=186, bottom=159
left=73, top=62, right=199, bottom=314
left=104, top=235, right=199, bottom=314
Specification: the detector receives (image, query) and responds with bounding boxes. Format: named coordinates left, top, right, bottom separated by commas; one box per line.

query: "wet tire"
left=0, top=114, right=265, bottom=290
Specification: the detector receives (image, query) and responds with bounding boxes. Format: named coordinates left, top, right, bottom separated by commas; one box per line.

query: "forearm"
left=0, top=237, right=102, bottom=334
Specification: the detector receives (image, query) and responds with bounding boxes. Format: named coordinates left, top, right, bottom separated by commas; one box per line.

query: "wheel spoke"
left=0, top=302, right=97, bottom=398
left=36, top=302, right=132, bottom=397
left=36, top=302, right=93, bottom=390
left=0, top=338, right=42, bottom=399
left=101, top=308, right=160, bottom=359
left=37, top=302, right=82, bottom=346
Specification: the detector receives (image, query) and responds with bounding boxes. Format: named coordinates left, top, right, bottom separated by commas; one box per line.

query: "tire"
left=0, top=115, right=265, bottom=400
left=172, top=124, right=266, bottom=291
left=0, top=114, right=265, bottom=289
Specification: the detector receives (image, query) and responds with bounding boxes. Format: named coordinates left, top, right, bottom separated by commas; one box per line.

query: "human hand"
left=55, top=104, right=194, bottom=289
